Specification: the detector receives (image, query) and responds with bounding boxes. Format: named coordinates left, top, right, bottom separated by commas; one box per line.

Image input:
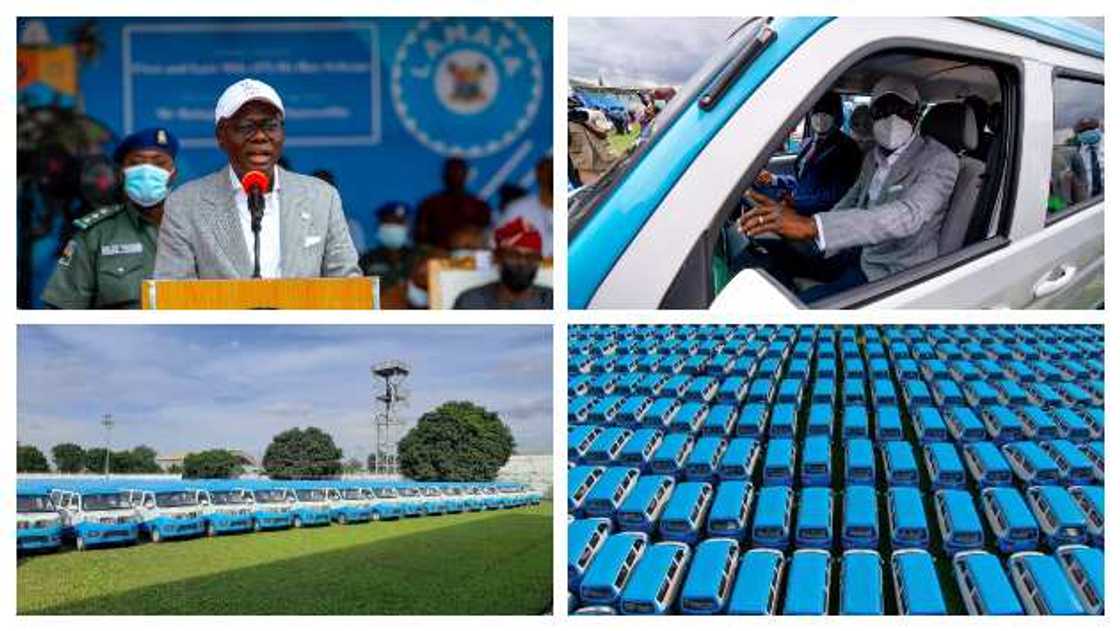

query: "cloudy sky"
left=570, top=17, right=1104, bottom=87
left=18, top=325, right=553, bottom=461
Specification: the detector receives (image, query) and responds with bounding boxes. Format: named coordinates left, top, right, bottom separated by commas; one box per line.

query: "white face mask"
left=810, top=112, right=834, bottom=135
left=873, top=115, right=913, bottom=152
left=407, top=281, right=428, bottom=309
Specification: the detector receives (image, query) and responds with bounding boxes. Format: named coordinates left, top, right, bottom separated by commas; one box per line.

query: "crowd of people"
left=566, top=88, right=671, bottom=188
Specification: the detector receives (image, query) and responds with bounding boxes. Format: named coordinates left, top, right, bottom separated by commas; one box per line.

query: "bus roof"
left=803, top=435, right=830, bottom=463
left=954, top=551, right=1023, bottom=615
left=893, top=550, right=948, bottom=614
left=783, top=550, right=830, bottom=614
left=1031, top=486, right=1086, bottom=526
left=939, top=489, right=982, bottom=532
left=710, top=480, right=751, bottom=519
left=754, top=486, right=792, bottom=528
left=798, top=487, right=832, bottom=527
left=622, top=542, right=690, bottom=602
left=661, top=481, right=710, bottom=521
left=728, top=549, right=783, bottom=613
left=982, top=487, right=1037, bottom=530
left=888, top=487, right=927, bottom=531
left=844, top=485, right=877, bottom=526
left=568, top=517, right=612, bottom=567
left=841, top=550, right=883, bottom=614
left=1012, top=553, right=1085, bottom=614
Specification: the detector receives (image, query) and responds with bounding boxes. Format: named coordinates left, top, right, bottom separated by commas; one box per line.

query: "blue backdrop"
left=22, top=17, right=552, bottom=305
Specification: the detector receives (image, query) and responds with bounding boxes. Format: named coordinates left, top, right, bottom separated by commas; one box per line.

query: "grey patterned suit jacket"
left=153, top=167, right=360, bottom=279
left=816, top=135, right=960, bottom=281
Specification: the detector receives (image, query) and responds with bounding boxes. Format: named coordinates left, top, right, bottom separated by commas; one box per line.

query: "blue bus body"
left=891, top=549, right=948, bottom=615
left=933, top=489, right=984, bottom=555
left=658, top=482, right=713, bottom=544
left=569, top=517, right=613, bottom=590
left=845, top=438, right=875, bottom=486
left=795, top=487, right=833, bottom=549
left=706, top=479, right=753, bottom=539
left=840, top=550, right=884, bottom=615
left=842, top=485, right=879, bottom=549
left=979, top=487, right=1039, bottom=553
left=961, top=441, right=1014, bottom=487
left=751, top=485, right=793, bottom=550
left=584, top=467, right=641, bottom=518
left=717, top=437, right=759, bottom=480
left=679, top=538, right=739, bottom=614
left=1026, top=486, right=1088, bottom=548
left=1008, top=552, right=1085, bottom=614
left=782, top=550, right=831, bottom=615
left=886, top=487, right=929, bottom=549
left=1055, top=545, right=1103, bottom=614
left=801, top=435, right=832, bottom=486
left=580, top=531, right=649, bottom=606
left=923, top=442, right=966, bottom=489
left=727, top=548, right=785, bottom=615
left=619, top=542, right=691, bottom=615
left=881, top=441, right=918, bottom=487
left=952, top=551, right=1024, bottom=615
left=616, top=475, right=675, bottom=533
left=762, top=438, right=796, bottom=486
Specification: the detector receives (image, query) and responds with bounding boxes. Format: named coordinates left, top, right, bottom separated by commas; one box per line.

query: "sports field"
left=18, top=502, right=552, bottom=615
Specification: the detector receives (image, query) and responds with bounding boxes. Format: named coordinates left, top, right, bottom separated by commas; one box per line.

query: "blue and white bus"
left=726, top=548, right=785, bottom=615
left=706, top=479, right=753, bottom=539
left=616, top=475, right=675, bottom=534
left=684, top=436, right=726, bottom=481
left=751, top=485, right=794, bottom=550
left=679, top=538, right=740, bottom=614
left=580, top=531, right=649, bottom=606
left=763, top=438, right=796, bottom=486
left=1040, top=440, right=1095, bottom=484
left=845, top=438, right=875, bottom=486
left=1002, top=441, right=1061, bottom=484
left=735, top=402, right=769, bottom=437
left=1068, top=485, right=1103, bottom=547
left=1007, top=551, right=1085, bottom=614
left=1026, top=485, right=1088, bottom=548
left=795, top=487, right=833, bottom=549
left=782, top=549, right=832, bottom=615
left=584, top=467, right=641, bottom=518
left=617, top=428, right=663, bottom=471
left=717, top=437, right=760, bottom=480
left=881, top=441, right=919, bottom=487
left=952, top=551, right=1025, bottom=615
left=933, top=489, right=984, bottom=555
left=801, top=435, right=832, bottom=486
left=839, top=550, right=884, bottom=615
left=658, top=482, right=713, bottom=544
left=842, top=485, right=879, bottom=549
left=979, top=487, right=1039, bottom=553
left=912, top=406, right=949, bottom=443
left=944, top=406, right=987, bottom=442
left=569, top=465, right=606, bottom=515
left=569, top=517, right=613, bottom=590
left=1055, top=545, right=1103, bottom=615
left=649, top=433, right=694, bottom=477
left=923, top=443, right=966, bottom=489
left=961, top=441, right=1013, bottom=487
left=16, top=483, right=63, bottom=552
left=981, top=405, right=1026, bottom=443
left=618, top=541, right=691, bottom=615
left=890, top=549, right=948, bottom=615
left=874, top=405, right=904, bottom=441
left=769, top=403, right=798, bottom=439
left=886, top=486, right=929, bottom=549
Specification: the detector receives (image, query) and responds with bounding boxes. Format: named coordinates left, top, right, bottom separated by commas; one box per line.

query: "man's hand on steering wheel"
left=739, top=201, right=818, bottom=241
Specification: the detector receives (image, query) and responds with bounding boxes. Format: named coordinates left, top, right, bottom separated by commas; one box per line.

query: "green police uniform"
left=40, top=204, right=159, bottom=309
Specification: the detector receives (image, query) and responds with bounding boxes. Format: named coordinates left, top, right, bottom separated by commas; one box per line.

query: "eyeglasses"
left=229, top=118, right=283, bottom=140
left=870, top=94, right=918, bottom=122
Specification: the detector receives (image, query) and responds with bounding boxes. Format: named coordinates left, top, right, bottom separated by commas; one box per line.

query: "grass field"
left=18, top=502, right=552, bottom=615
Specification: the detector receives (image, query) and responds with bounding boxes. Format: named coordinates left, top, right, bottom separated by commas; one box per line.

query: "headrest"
left=920, top=102, right=978, bottom=153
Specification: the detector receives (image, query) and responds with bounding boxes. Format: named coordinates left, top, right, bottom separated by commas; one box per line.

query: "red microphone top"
left=240, top=170, right=269, bottom=194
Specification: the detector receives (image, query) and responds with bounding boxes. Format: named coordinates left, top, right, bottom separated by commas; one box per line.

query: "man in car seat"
left=752, top=91, right=863, bottom=217
left=740, top=76, right=960, bottom=303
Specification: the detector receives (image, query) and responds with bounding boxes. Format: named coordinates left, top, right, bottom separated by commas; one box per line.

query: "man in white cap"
left=740, top=76, right=960, bottom=302
left=154, top=78, right=360, bottom=279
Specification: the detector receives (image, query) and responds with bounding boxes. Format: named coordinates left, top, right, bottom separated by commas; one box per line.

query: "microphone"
left=240, top=170, right=269, bottom=278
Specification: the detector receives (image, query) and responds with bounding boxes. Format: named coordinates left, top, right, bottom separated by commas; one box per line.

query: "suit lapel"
left=203, top=169, right=252, bottom=276
left=886, top=136, right=923, bottom=189
left=277, top=168, right=308, bottom=277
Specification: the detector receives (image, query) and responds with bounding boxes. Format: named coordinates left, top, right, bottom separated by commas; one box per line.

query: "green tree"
left=83, top=447, right=110, bottom=473
left=262, top=426, right=342, bottom=479
left=182, top=449, right=243, bottom=479
left=398, top=401, right=515, bottom=481
left=17, top=445, right=51, bottom=473
left=51, top=442, right=85, bottom=473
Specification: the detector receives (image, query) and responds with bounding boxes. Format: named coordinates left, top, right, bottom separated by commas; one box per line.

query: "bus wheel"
left=75, top=536, right=86, bottom=551
left=151, top=527, right=162, bottom=543
left=339, top=514, right=348, bottom=525
left=207, top=522, right=217, bottom=537
left=293, top=516, right=303, bottom=528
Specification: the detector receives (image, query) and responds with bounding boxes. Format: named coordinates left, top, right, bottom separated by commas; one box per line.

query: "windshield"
left=342, top=489, right=365, bottom=500
left=295, top=489, right=326, bottom=501
left=209, top=490, right=250, bottom=505
left=568, top=18, right=766, bottom=236
left=423, top=488, right=441, bottom=497
left=253, top=489, right=287, bottom=503
left=155, top=491, right=198, bottom=508
left=18, top=495, right=55, bottom=513
left=400, top=488, right=419, bottom=496
left=374, top=488, right=398, bottom=498
left=82, top=492, right=131, bottom=511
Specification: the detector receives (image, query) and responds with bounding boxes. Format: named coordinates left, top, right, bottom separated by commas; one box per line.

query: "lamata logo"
left=391, top=18, right=543, bottom=158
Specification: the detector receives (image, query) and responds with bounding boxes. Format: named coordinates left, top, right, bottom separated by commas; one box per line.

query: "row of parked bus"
left=569, top=465, right=1103, bottom=553
left=566, top=324, right=1104, bottom=615
left=16, top=478, right=541, bottom=553
left=569, top=529, right=1102, bottom=615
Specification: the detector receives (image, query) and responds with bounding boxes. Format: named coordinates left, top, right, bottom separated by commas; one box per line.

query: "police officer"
left=359, top=202, right=421, bottom=301
left=41, top=127, right=179, bottom=308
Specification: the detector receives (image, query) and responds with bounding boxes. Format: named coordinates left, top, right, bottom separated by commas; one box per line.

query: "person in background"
left=412, top=157, right=491, bottom=250
left=1074, top=116, right=1104, bottom=198
left=503, top=156, right=553, bottom=257
left=568, top=100, right=617, bottom=187
left=453, top=217, right=552, bottom=309
left=497, top=183, right=528, bottom=211
left=359, top=202, right=420, bottom=307
left=41, top=127, right=178, bottom=308
left=752, top=92, right=862, bottom=217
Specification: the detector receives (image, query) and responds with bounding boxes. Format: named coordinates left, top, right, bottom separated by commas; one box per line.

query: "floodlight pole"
left=100, top=413, right=114, bottom=477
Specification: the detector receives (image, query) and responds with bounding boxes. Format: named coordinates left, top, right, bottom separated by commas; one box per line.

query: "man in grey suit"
left=154, top=78, right=360, bottom=279
left=741, top=76, right=959, bottom=302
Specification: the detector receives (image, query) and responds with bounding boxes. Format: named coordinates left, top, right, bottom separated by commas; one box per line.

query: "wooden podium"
left=140, top=277, right=380, bottom=309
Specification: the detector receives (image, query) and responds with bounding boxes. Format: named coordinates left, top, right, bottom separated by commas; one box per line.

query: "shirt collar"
left=874, top=132, right=917, bottom=168
left=228, top=165, right=281, bottom=194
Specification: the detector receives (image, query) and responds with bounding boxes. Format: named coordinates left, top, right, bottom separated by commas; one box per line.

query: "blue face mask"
left=378, top=223, right=409, bottom=250
left=1078, top=129, right=1102, bottom=145
left=123, top=163, right=172, bottom=208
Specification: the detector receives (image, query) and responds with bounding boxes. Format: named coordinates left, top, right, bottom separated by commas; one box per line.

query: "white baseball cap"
left=871, top=76, right=920, bottom=105
left=214, top=78, right=285, bottom=124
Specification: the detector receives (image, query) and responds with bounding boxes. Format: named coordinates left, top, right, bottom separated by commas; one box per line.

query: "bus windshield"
left=82, top=492, right=131, bottom=511
left=568, top=18, right=768, bottom=235
left=154, top=491, right=198, bottom=508
left=17, top=495, right=55, bottom=512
